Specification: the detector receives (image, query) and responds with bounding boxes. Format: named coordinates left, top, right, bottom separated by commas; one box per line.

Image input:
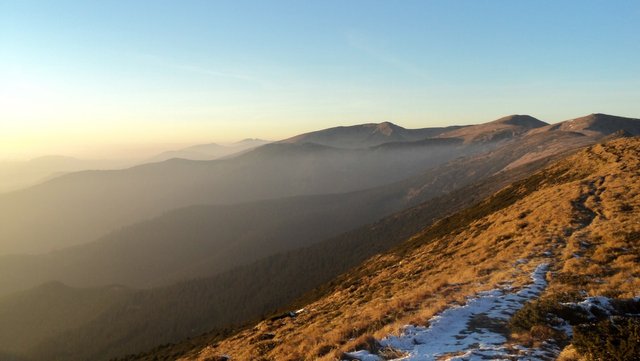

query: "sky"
left=1, top=0, right=639, bottom=159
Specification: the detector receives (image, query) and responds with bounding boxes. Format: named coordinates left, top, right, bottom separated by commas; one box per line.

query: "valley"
left=167, top=137, right=640, bottom=361
left=0, top=115, right=637, bottom=361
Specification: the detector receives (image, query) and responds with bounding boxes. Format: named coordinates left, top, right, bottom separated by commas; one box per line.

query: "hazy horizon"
left=0, top=138, right=271, bottom=162
left=4, top=112, right=640, bottom=162
left=3, top=0, right=640, bottom=159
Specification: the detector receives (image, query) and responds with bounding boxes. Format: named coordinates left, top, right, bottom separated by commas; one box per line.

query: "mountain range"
left=280, top=121, right=464, bottom=148
left=0, top=113, right=638, bottom=361
left=145, top=139, right=271, bottom=163
left=0, top=114, right=547, bottom=255
left=169, top=136, right=640, bottom=361
left=0, top=156, right=133, bottom=194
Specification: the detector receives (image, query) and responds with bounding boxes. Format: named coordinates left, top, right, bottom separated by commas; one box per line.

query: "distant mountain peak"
left=436, top=114, right=547, bottom=143
left=280, top=121, right=453, bottom=148
left=571, top=113, right=620, bottom=121
left=376, top=121, right=398, bottom=127
left=559, top=113, right=640, bottom=135
left=492, top=114, right=547, bottom=128
left=372, top=121, right=402, bottom=136
left=573, top=113, right=625, bottom=123
left=236, top=138, right=269, bottom=143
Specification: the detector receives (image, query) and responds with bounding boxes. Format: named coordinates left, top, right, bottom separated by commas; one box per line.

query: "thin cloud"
left=133, top=53, right=275, bottom=89
left=173, top=64, right=262, bottom=85
left=346, top=31, right=430, bottom=81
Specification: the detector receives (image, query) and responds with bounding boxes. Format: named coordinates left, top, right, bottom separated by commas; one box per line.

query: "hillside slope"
left=533, top=113, right=640, bottom=137
left=170, top=137, right=640, bottom=361
left=0, top=137, right=636, bottom=361
left=437, top=114, right=547, bottom=143
left=1, top=114, right=632, bottom=256
left=0, top=118, right=637, bottom=361
left=0, top=125, right=595, bottom=297
left=0, top=153, right=554, bottom=361
left=0, top=282, right=131, bottom=360
left=0, top=132, right=584, bottom=361
left=0, top=156, right=133, bottom=194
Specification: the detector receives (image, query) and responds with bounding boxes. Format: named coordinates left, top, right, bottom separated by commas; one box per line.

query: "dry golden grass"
left=180, top=138, right=640, bottom=361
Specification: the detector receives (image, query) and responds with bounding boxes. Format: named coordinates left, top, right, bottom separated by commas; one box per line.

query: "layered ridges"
left=176, top=137, right=640, bottom=361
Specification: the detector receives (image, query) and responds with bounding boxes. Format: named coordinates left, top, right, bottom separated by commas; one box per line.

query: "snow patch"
left=343, top=264, right=555, bottom=361
left=345, top=351, right=381, bottom=361
left=563, top=296, right=640, bottom=318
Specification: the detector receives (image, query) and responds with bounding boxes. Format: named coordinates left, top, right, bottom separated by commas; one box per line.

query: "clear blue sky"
left=1, top=0, right=639, bottom=158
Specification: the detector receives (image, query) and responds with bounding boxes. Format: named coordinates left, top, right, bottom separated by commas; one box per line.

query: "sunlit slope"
left=0, top=133, right=578, bottom=361
left=435, top=114, right=547, bottom=142
left=0, top=137, right=637, bottom=361
left=173, top=137, right=639, bottom=361
left=0, top=147, right=553, bottom=361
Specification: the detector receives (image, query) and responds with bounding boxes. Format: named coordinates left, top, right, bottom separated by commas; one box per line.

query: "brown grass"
left=180, top=138, right=640, bottom=361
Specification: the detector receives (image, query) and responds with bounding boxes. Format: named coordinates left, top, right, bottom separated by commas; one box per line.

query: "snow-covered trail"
left=346, top=263, right=561, bottom=361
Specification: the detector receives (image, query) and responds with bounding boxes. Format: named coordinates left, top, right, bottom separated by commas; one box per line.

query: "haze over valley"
left=1, top=1, right=639, bottom=361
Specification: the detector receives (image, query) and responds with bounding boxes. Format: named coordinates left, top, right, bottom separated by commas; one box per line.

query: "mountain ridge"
left=0, top=128, right=637, bottom=360
left=168, top=136, right=640, bottom=361
left=146, top=139, right=271, bottom=163
left=280, top=122, right=464, bottom=148
left=0, top=114, right=637, bottom=297
left=0, top=118, right=502, bottom=255
left=532, top=113, right=640, bottom=136
left=435, top=114, right=548, bottom=143
left=0, top=122, right=620, bottom=296
left=0, top=142, right=567, bottom=361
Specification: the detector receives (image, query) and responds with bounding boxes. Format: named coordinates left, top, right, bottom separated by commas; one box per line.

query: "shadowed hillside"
left=163, top=136, right=640, bottom=361
left=0, top=122, right=492, bottom=255
left=5, top=114, right=634, bottom=257
left=1, top=135, right=637, bottom=361
left=0, top=156, right=133, bottom=194
left=0, top=144, right=557, bottom=361
left=0, top=282, right=131, bottom=359
left=0, top=116, right=618, bottom=296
